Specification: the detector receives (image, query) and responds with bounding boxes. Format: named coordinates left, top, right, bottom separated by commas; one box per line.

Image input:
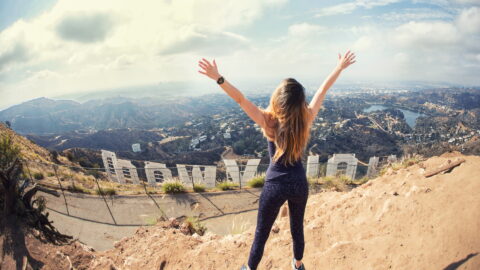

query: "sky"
left=0, top=0, right=479, bottom=110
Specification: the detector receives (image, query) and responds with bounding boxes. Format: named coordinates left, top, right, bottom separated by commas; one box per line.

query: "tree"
left=0, top=133, right=71, bottom=243
left=5, top=121, right=11, bottom=129
left=50, top=150, right=60, bottom=164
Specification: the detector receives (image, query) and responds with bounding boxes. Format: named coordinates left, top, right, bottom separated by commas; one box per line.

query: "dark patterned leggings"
left=248, top=177, right=309, bottom=269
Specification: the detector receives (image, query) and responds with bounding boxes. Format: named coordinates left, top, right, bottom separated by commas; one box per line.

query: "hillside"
left=2, top=151, right=478, bottom=269
left=0, top=124, right=115, bottom=194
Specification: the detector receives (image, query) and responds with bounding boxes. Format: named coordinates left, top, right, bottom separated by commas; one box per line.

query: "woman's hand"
left=198, top=58, right=221, bottom=81
left=337, top=50, right=356, bottom=70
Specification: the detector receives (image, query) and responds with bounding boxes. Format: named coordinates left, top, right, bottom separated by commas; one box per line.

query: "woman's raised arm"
left=308, top=50, right=356, bottom=122
left=198, top=58, right=267, bottom=129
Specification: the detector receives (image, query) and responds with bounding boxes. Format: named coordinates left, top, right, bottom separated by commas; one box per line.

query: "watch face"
left=217, top=77, right=224, bottom=84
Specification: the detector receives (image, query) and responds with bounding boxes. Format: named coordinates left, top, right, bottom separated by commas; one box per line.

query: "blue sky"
left=0, top=0, right=479, bottom=109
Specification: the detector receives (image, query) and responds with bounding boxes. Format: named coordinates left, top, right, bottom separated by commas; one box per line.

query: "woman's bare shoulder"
left=262, top=113, right=277, bottom=141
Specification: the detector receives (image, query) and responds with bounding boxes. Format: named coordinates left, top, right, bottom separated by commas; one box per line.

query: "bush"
left=96, top=187, right=116, bottom=196
left=162, top=181, right=186, bottom=194
left=184, top=216, right=207, bottom=236
left=33, top=172, right=44, bottom=180
left=353, top=176, right=369, bottom=185
left=67, top=184, right=89, bottom=194
left=307, top=177, right=322, bottom=191
left=338, top=175, right=353, bottom=185
left=320, top=176, right=348, bottom=192
left=85, top=169, right=103, bottom=179
left=216, top=181, right=239, bottom=191
left=247, top=175, right=265, bottom=188
left=193, top=183, right=206, bottom=192
left=47, top=172, right=55, bottom=177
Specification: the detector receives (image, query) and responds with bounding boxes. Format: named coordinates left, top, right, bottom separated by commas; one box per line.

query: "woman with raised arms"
left=198, top=51, right=356, bottom=270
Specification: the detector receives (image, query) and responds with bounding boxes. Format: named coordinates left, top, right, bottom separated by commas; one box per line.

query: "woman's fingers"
left=198, top=70, right=207, bottom=75
left=202, top=58, right=212, bottom=67
left=213, top=59, right=217, bottom=68
left=199, top=62, right=208, bottom=70
left=199, top=59, right=209, bottom=68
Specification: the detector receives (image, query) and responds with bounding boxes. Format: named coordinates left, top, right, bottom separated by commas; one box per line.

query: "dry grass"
left=193, top=183, right=206, bottom=192
left=379, top=153, right=425, bottom=176
left=162, top=181, right=186, bottom=194
left=216, top=181, right=239, bottom=191
left=247, top=174, right=265, bottom=188
left=184, top=216, right=207, bottom=236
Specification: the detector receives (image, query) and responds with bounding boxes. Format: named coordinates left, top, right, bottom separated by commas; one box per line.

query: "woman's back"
left=265, top=138, right=305, bottom=182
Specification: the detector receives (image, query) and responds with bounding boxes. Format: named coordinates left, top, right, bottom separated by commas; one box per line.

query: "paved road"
left=38, top=189, right=262, bottom=251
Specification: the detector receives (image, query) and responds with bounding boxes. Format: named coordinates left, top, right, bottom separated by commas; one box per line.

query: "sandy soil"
left=2, top=151, right=480, bottom=270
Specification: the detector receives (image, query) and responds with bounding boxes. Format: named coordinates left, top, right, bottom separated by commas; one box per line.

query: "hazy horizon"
left=1, top=0, right=479, bottom=110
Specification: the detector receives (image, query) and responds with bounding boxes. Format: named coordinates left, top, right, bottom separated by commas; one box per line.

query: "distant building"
left=223, top=132, right=231, bottom=139
left=132, top=143, right=141, bottom=152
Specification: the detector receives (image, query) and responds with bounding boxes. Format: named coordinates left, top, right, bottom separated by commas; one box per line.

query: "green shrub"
left=184, top=216, right=207, bottom=236
left=338, top=175, right=353, bottom=185
left=47, top=172, right=55, bottom=177
left=216, top=181, right=239, bottom=191
left=320, top=176, right=347, bottom=192
left=96, top=187, right=116, bottom=196
left=247, top=175, right=265, bottom=188
left=67, top=184, right=89, bottom=194
left=353, top=176, right=369, bottom=185
left=307, top=177, right=322, bottom=190
left=162, top=181, right=186, bottom=194
left=33, top=172, right=44, bottom=180
left=144, top=216, right=160, bottom=226
left=85, top=169, right=103, bottom=179
left=193, top=183, right=206, bottom=192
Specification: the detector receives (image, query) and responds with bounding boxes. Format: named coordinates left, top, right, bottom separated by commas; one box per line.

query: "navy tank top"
left=265, top=139, right=306, bottom=182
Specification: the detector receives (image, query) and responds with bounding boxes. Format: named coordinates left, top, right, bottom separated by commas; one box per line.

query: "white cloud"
left=392, top=21, right=459, bottom=49
left=316, top=2, right=358, bottom=17
left=0, top=0, right=287, bottom=108
left=316, top=0, right=401, bottom=17
left=454, top=0, right=480, bottom=5
left=287, top=23, right=326, bottom=37
left=456, top=7, right=480, bottom=34
left=379, top=8, right=453, bottom=21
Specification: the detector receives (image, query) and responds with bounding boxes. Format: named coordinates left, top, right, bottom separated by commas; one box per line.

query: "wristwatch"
left=216, top=76, right=225, bottom=85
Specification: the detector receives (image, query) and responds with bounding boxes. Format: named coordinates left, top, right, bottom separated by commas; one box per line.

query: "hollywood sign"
left=101, top=150, right=396, bottom=187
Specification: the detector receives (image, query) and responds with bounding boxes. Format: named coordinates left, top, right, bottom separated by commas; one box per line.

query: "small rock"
left=168, top=217, right=180, bottom=228
left=393, top=191, right=399, bottom=196
left=180, top=222, right=191, bottom=235
left=271, top=224, right=280, bottom=233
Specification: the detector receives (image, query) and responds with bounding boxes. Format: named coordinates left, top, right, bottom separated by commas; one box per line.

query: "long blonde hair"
left=261, top=78, right=312, bottom=166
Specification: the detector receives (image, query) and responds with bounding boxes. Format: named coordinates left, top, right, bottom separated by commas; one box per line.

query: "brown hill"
left=3, top=151, right=478, bottom=269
